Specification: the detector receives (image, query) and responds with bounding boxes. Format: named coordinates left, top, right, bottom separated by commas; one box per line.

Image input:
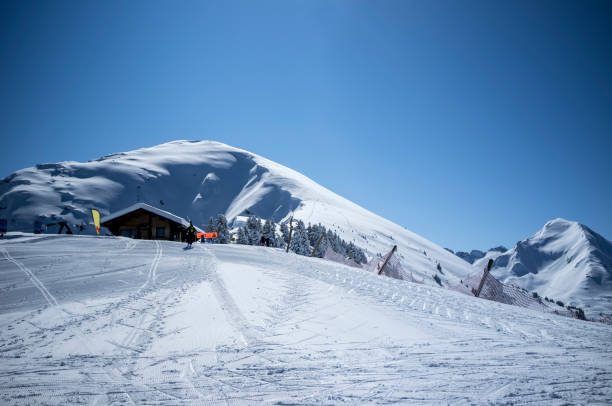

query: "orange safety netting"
left=197, top=232, right=218, bottom=239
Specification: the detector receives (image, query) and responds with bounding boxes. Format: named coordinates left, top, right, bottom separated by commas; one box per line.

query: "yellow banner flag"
left=91, top=209, right=101, bottom=235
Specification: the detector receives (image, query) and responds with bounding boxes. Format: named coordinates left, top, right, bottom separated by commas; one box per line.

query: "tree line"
left=203, top=214, right=367, bottom=264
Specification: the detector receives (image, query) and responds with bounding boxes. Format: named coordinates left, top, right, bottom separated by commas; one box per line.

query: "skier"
left=259, top=236, right=271, bottom=247
left=186, top=221, right=196, bottom=248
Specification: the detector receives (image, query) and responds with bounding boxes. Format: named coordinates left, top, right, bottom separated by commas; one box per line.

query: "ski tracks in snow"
left=1, top=247, right=58, bottom=307
left=292, top=255, right=558, bottom=344
left=138, top=239, right=162, bottom=294
left=200, top=245, right=258, bottom=347
left=0, top=239, right=190, bottom=405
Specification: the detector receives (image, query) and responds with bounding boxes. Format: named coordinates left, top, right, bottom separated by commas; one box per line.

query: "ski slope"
left=1, top=235, right=611, bottom=405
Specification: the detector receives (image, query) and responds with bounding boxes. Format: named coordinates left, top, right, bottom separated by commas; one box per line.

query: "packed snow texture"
left=0, top=140, right=472, bottom=286
left=473, top=218, right=612, bottom=317
left=1, top=235, right=611, bottom=405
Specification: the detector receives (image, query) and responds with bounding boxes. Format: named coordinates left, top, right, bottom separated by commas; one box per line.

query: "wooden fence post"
left=473, top=258, right=494, bottom=297
left=310, top=231, right=326, bottom=257
left=377, top=245, right=397, bottom=275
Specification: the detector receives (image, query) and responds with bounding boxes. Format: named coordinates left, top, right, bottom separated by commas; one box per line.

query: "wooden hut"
left=101, top=203, right=201, bottom=241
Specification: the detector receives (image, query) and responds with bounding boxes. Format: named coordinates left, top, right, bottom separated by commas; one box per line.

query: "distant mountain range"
left=455, top=219, right=612, bottom=317
left=445, top=246, right=508, bottom=264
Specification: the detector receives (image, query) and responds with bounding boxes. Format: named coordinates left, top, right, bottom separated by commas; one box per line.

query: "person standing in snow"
left=186, top=221, right=196, bottom=248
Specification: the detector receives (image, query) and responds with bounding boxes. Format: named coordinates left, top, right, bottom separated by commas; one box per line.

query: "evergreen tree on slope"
left=215, top=214, right=230, bottom=244
left=262, top=219, right=278, bottom=247
left=236, top=227, right=249, bottom=245
left=307, top=223, right=327, bottom=258
left=280, top=221, right=290, bottom=246
left=290, top=220, right=311, bottom=256
left=205, top=216, right=215, bottom=233
left=246, top=215, right=262, bottom=245
left=352, top=245, right=367, bottom=264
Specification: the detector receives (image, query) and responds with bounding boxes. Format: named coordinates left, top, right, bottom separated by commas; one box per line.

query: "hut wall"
left=104, top=209, right=184, bottom=241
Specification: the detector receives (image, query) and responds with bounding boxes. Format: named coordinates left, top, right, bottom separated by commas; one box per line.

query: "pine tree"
left=290, top=220, right=311, bottom=256
left=313, top=233, right=329, bottom=258
left=346, top=242, right=356, bottom=262
left=236, top=227, right=249, bottom=245
left=333, top=233, right=346, bottom=256
left=351, top=245, right=367, bottom=264
left=306, top=223, right=323, bottom=247
left=326, top=231, right=339, bottom=254
left=215, top=214, right=230, bottom=244
left=246, top=215, right=262, bottom=245
left=433, top=274, right=442, bottom=286
left=308, top=224, right=328, bottom=258
left=262, top=219, right=278, bottom=247
left=306, top=223, right=314, bottom=246
left=346, top=242, right=367, bottom=264
left=205, top=216, right=215, bottom=233
left=315, top=230, right=367, bottom=263
left=280, top=221, right=290, bottom=245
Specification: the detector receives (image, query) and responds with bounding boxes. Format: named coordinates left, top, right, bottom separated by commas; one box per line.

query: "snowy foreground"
left=1, top=235, right=611, bottom=405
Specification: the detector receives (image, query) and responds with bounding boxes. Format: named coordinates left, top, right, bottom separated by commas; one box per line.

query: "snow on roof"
left=101, top=203, right=203, bottom=232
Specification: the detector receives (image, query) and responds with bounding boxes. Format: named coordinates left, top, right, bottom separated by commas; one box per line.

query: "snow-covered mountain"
left=0, top=140, right=471, bottom=285
left=473, top=218, right=612, bottom=317
left=448, top=246, right=508, bottom=264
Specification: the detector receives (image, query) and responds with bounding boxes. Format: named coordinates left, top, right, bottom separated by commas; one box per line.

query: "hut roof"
left=101, top=203, right=203, bottom=231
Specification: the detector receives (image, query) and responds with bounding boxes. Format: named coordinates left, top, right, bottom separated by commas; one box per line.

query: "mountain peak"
left=542, top=217, right=578, bottom=233
left=484, top=218, right=612, bottom=316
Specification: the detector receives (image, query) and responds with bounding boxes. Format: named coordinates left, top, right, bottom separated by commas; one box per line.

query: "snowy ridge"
left=473, top=218, right=612, bottom=317
left=0, top=235, right=610, bottom=404
left=0, top=140, right=472, bottom=285
left=450, top=246, right=508, bottom=264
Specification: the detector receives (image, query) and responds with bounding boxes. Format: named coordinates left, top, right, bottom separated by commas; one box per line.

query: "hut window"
left=121, top=229, right=136, bottom=238
left=156, top=227, right=166, bottom=238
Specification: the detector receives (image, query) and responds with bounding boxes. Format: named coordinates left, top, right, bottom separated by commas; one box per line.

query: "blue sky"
left=1, top=0, right=611, bottom=251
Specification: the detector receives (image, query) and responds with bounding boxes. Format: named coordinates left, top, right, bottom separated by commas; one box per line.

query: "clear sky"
left=1, top=0, right=611, bottom=251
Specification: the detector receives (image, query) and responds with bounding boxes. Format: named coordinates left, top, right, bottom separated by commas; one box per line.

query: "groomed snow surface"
left=1, top=235, right=611, bottom=405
